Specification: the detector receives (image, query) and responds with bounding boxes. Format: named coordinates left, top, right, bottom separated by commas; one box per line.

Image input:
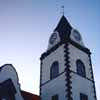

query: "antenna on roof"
left=61, top=5, right=64, bottom=16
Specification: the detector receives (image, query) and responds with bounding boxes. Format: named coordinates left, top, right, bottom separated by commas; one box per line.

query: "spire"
left=54, top=15, right=72, bottom=41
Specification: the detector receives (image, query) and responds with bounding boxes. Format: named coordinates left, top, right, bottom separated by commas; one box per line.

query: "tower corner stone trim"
left=64, top=43, right=73, bottom=100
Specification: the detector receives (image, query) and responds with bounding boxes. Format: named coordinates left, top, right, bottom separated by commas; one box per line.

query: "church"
left=0, top=15, right=97, bottom=100
left=40, top=15, right=97, bottom=100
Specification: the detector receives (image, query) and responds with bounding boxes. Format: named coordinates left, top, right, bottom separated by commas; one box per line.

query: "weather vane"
left=61, top=5, right=64, bottom=16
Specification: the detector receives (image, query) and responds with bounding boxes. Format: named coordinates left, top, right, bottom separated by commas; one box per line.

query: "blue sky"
left=0, top=0, right=99, bottom=99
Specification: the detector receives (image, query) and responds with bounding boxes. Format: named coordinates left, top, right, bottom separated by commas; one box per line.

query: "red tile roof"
left=21, top=91, right=40, bottom=100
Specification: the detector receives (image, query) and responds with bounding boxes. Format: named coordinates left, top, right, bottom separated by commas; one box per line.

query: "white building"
left=40, top=16, right=97, bottom=100
left=0, top=64, right=40, bottom=100
left=0, top=64, right=24, bottom=100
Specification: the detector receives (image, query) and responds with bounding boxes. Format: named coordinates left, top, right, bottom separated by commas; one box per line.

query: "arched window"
left=76, top=60, right=86, bottom=77
left=50, top=61, right=59, bottom=80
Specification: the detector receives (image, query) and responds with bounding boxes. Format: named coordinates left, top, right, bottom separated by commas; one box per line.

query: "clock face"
left=49, top=33, right=57, bottom=44
left=73, top=30, right=81, bottom=41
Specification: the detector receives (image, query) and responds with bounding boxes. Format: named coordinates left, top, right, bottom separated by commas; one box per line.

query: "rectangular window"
left=80, top=93, right=88, bottom=100
left=52, top=94, right=58, bottom=100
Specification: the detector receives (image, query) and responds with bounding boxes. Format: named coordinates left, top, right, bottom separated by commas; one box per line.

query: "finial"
left=61, top=5, right=64, bottom=16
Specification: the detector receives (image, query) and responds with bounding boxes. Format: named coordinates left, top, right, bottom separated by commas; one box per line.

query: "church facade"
left=40, top=16, right=97, bottom=100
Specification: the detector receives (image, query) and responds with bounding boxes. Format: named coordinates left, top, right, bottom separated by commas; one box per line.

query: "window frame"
left=50, top=61, right=59, bottom=80
left=80, top=93, right=88, bottom=100
left=52, top=94, right=59, bottom=100
left=76, top=59, right=86, bottom=77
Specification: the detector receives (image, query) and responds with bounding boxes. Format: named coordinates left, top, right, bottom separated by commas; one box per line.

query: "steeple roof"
left=54, top=15, right=72, bottom=41
left=40, top=15, right=91, bottom=60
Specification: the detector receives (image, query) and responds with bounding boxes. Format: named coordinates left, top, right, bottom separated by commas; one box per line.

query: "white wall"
left=41, top=72, right=66, bottom=100
left=41, top=44, right=65, bottom=84
left=0, top=64, right=23, bottom=100
left=68, top=44, right=92, bottom=80
left=41, top=44, right=67, bottom=100
left=71, top=73, right=94, bottom=100
left=68, top=44, right=95, bottom=100
left=41, top=43, right=95, bottom=100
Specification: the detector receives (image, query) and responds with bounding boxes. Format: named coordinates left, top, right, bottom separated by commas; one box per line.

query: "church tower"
left=40, top=16, right=97, bottom=100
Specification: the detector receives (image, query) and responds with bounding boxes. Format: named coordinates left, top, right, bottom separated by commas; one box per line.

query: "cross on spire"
left=61, top=5, right=64, bottom=16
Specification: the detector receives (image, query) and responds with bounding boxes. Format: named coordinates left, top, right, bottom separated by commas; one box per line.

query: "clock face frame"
left=73, top=30, right=81, bottom=41
left=49, top=32, right=57, bottom=44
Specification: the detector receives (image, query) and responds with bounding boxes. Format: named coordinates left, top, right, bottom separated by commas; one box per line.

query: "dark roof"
left=54, top=15, right=72, bottom=41
left=21, top=91, right=40, bottom=100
